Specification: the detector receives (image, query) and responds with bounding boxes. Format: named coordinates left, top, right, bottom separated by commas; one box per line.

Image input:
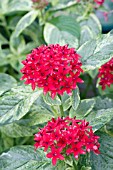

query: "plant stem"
left=73, top=159, right=78, bottom=170
left=59, top=104, right=65, bottom=117
left=51, top=106, right=59, bottom=117
left=58, top=94, right=65, bottom=117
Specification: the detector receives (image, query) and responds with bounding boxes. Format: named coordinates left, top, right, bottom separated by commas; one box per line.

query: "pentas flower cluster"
left=34, top=117, right=100, bottom=166
left=98, top=58, right=113, bottom=90
left=94, top=0, right=104, bottom=5
left=32, top=0, right=48, bottom=9
left=20, top=44, right=83, bottom=98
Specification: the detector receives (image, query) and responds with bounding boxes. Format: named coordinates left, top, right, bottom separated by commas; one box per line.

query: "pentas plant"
left=20, top=44, right=100, bottom=168
left=20, top=44, right=83, bottom=99
left=34, top=117, right=100, bottom=166
left=98, top=58, right=113, bottom=90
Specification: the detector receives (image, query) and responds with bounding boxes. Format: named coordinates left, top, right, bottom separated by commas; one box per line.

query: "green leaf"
left=0, top=86, right=42, bottom=126
left=10, top=34, right=26, bottom=55
left=23, top=22, right=43, bottom=44
left=78, top=39, right=97, bottom=70
left=0, top=146, right=50, bottom=170
left=87, top=14, right=102, bottom=35
left=1, top=0, right=32, bottom=14
left=23, top=101, right=54, bottom=126
left=21, top=42, right=37, bottom=54
left=25, top=112, right=53, bottom=127
left=8, top=55, right=24, bottom=73
left=0, top=123, right=34, bottom=138
left=93, top=97, right=113, bottom=111
left=0, top=73, right=17, bottom=96
left=81, top=166, right=91, bottom=170
left=80, top=26, right=93, bottom=45
left=22, top=111, right=54, bottom=126
left=90, top=132, right=113, bottom=170
left=69, top=99, right=95, bottom=119
left=0, top=145, right=66, bottom=170
left=105, top=118, right=113, bottom=136
left=0, top=33, right=8, bottom=45
left=43, top=93, right=61, bottom=106
left=63, top=98, right=72, bottom=112
left=0, top=49, right=11, bottom=66
left=86, top=108, right=113, bottom=132
left=5, top=95, right=54, bottom=127
left=0, top=131, right=14, bottom=154
left=31, top=95, right=53, bottom=113
left=49, top=15, right=80, bottom=39
left=71, top=87, right=80, bottom=111
left=44, top=23, right=79, bottom=48
left=14, top=10, right=38, bottom=37
left=8, top=0, right=32, bottom=12
left=50, top=1, right=78, bottom=11
left=78, top=31, right=113, bottom=70
left=8, top=16, right=22, bottom=30
left=44, top=15, right=80, bottom=48
left=60, top=93, right=72, bottom=111
left=86, top=97, right=113, bottom=132
left=9, top=33, right=37, bottom=72
left=80, top=14, right=102, bottom=37
left=0, top=0, right=9, bottom=14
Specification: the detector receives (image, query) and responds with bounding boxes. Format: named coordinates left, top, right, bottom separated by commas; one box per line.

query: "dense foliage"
left=0, top=0, right=113, bottom=170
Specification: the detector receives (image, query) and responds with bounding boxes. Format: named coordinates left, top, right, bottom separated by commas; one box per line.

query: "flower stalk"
left=59, top=104, right=64, bottom=117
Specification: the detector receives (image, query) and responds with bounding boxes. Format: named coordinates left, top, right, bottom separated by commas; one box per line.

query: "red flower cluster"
left=98, top=58, right=113, bottom=90
left=34, top=117, right=100, bottom=166
left=20, top=44, right=83, bottom=98
left=77, top=0, right=104, bottom=5
left=94, top=0, right=104, bottom=5
left=32, top=0, right=48, bottom=9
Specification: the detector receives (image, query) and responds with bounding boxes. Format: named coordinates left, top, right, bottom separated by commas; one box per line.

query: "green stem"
left=73, top=160, right=78, bottom=170
left=58, top=94, right=65, bottom=117
left=59, top=104, right=65, bottom=117
left=77, top=2, right=93, bottom=22
left=51, top=106, right=59, bottom=118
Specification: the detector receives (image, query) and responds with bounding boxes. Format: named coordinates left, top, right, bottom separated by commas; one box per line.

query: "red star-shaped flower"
left=66, top=143, right=86, bottom=159
left=46, top=146, right=64, bottom=166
